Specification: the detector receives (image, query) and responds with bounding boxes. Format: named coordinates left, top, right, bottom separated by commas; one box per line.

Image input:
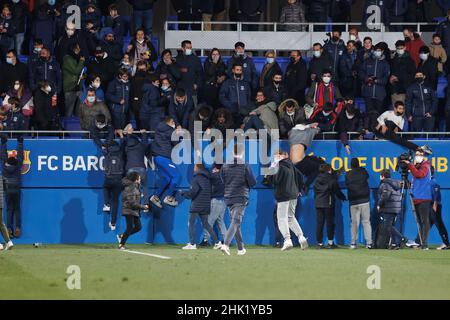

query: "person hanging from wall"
left=0, top=154, right=13, bottom=250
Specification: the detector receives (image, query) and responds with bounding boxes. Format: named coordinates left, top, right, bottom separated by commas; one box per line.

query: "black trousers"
left=316, top=207, right=335, bottom=243
left=120, top=215, right=142, bottom=245
left=6, top=190, right=21, bottom=230
left=416, top=204, right=449, bottom=246
left=104, top=177, right=123, bottom=226
left=239, top=13, right=261, bottom=31
left=414, top=201, right=431, bottom=247
left=375, top=120, right=419, bottom=152
left=364, top=98, right=385, bottom=131
left=177, top=12, right=202, bottom=30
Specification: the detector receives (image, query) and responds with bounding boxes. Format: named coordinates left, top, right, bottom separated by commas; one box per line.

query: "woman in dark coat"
left=203, top=48, right=227, bottom=108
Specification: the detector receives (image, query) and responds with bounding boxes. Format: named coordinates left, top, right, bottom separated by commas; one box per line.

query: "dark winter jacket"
left=323, top=39, right=346, bottom=81
left=345, top=167, right=370, bottom=205
left=188, top=104, right=213, bottom=136
left=103, top=139, right=125, bottom=179
left=278, top=99, right=306, bottom=138
left=259, top=62, right=282, bottom=88
left=29, top=57, right=62, bottom=94
left=140, top=83, right=163, bottom=118
left=389, top=52, right=416, bottom=94
left=211, top=108, right=234, bottom=137
left=309, top=109, right=337, bottom=132
left=124, top=133, right=149, bottom=171
left=270, top=159, right=302, bottom=202
left=359, top=55, right=390, bottom=101
left=182, top=168, right=212, bottom=215
left=279, top=2, right=307, bottom=31
left=338, top=49, right=358, bottom=83
left=31, top=9, right=56, bottom=50
left=210, top=169, right=225, bottom=198
left=203, top=58, right=227, bottom=86
left=1, top=138, right=23, bottom=191
left=264, top=82, right=288, bottom=106
left=227, top=53, right=258, bottom=89
left=0, top=15, right=16, bottom=49
left=32, top=88, right=56, bottom=129
left=11, top=1, right=31, bottom=34
left=378, top=178, right=402, bottom=214
left=219, top=77, right=252, bottom=115
left=100, top=40, right=123, bottom=64
left=3, top=108, right=26, bottom=131
left=220, top=163, right=257, bottom=206
left=55, top=31, right=90, bottom=65
left=176, top=52, right=204, bottom=95
left=155, top=59, right=182, bottom=85
left=436, top=18, right=450, bottom=52
left=87, top=55, right=117, bottom=89
left=106, top=78, right=131, bottom=114
left=168, top=95, right=194, bottom=128
left=89, top=122, right=115, bottom=149
left=308, top=53, right=333, bottom=82
left=151, top=122, right=176, bottom=159
left=314, top=172, right=346, bottom=209
left=336, top=108, right=363, bottom=146
left=104, top=15, right=126, bottom=45
left=405, top=81, right=437, bottom=118
left=417, top=56, right=439, bottom=90
left=0, top=61, right=28, bottom=94
left=121, top=177, right=145, bottom=217
left=284, top=58, right=308, bottom=101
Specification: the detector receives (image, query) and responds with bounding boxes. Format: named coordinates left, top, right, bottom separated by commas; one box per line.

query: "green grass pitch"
left=1, top=244, right=449, bottom=300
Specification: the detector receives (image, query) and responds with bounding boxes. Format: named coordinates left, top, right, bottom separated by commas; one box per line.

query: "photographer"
left=402, top=146, right=433, bottom=250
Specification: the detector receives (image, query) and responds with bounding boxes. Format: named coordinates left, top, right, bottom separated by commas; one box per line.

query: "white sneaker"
left=213, top=241, right=222, bottom=250
left=164, top=196, right=178, bottom=207
left=109, top=222, right=116, bottom=231
left=221, top=244, right=231, bottom=256
left=0, top=244, right=3, bottom=250
left=103, top=204, right=111, bottom=212
left=281, top=239, right=293, bottom=251
left=149, top=195, right=163, bottom=208
left=118, top=244, right=126, bottom=250
left=406, top=240, right=420, bottom=248
left=182, top=243, right=197, bottom=250
left=350, top=244, right=357, bottom=249
left=116, top=234, right=123, bottom=244
left=299, top=236, right=309, bottom=250
left=5, top=241, right=13, bottom=250
left=436, top=244, right=448, bottom=250
left=237, top=248, right=247, bottom=256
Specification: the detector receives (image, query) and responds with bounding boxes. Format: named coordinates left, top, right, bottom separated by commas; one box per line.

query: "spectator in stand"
left=211, top=107, right=233, bottom=138
left=264, top=72, right=288, bottom=106
left=55, top=21, right=90, bottom=65
left=83, top=20, right=99, bottom=55
left=437, top=0, right=450, bottom=16
left=306, top=70, right=342, bottom=115
left=403, top=27, right=425, bottom=67
left=278, top=98, right=307, bottom=139
left=169, top=87, right=194, bottom=129
left=155, top=49, right=181, bottom=86
left=29, top=47, right=62, bottom=97
left=100, top=29, right=123, bottom=65
left=127, top=28, right=158, bottom=70
left=243, top=89, right=278, bottom=135
left=359, top=43, right=390, bottom=132
left=127, top=0, right=157, bottom=35
left=279, top=0, right=307, bottom=32
left=357, top=37, right=373, bottom=63
left=339, top=40, right=359, bottom=98
left=130, top=60, right=151, bottom=128
left=201, top=0, right=227, bottom=31
left=2, top=80, right=33, bottom=127
left=219, top=63, right=252, bottom=128
left=306, top=0, right=330, bottom=31
left=81, top=73, right=105, bottom=102
left=176, top=40, right=204, bottom=105
left=31, top=3, right=56, bottom=51
left=323, top=30, right=346, bottom=86
left=106, top=68, right=131, bottom=130
left=171, top=0, right=203, bottom=31
left=284, top=49, right=307, bottom=107
left=405, top=71, right=437, bottom=133
left=0, top=4, right=16, bottom=58
left=389, top=40, right=416, bottom=105
left=349, top=27, right=362, bottom=50
left=308, top=43, right=333, bottom=85
left=82, top=4, right=102, bottom=31
left=309, top=102, right=337, bottom=132
left=160, top=78, right=173, bottom=112
left=28, top=39, right=44, bottom=70
left=188, top=104, right=213, bottom=137
left=417, top=46, right=439, bottom=91
left=259, top=50, right=281, bottom=88
left=387, top=0, right=408, bottom=31
left=62, top=43, right=85, bottom=117
left=140, top=73, right=165, bottom=132
left=436, top=9, right=450, bottom=62
left=429, top=34, right=447, bottom=75
left=10, top=0, right=31, bottom=56
left=203, top=48, right=227, bottom=108
left=336, top=101, right=363, bottom=155
left=2, top=97, right=26, bottom=131
left=0, top=50, right=28, bottom=95
left=121, top=53, right=136, bottom=77
left=89, top=114, right=115, bottom=150
left=104, top=4, right=126, bottom=46
left=406, top=0, right=431, bottom=24
left=87, top=46, right=117, bottom=91
left=79, top=88, right=111, bottom=132
left=32, top=80, right=59, bottom=130
left=227, top=41, right=258, bottom=91
left=233, top=0, right=266, bottom=31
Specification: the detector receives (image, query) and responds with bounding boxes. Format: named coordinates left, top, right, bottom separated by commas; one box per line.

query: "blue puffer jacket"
left=405, top=82, right=437, bottom=118
left=151, top=122, right=176, bottom=159
left=359, top=55, right=390, bottom=101
left=323, top=39, right=346, bottom=80
left=29, top=57, right=62, bottom=94
left=378, top=178, right=402, bottom=214
left=220, top=163, right=256, bottom=206
left=219, top=77, right=252, bottom=115
left=182, top=168, right=212, bottom=215
left=106, top=78, right=131, bottom=114
left=124, top=133, right=149, bottom=171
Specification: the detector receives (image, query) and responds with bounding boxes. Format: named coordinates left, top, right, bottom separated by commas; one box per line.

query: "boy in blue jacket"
left=220, top=144, right=257, bottom=256
left=140, top=73, right=164, bottom=132
left=106, top=68, right=130, bottom=130
left=181, top=163, right=222, bottom=250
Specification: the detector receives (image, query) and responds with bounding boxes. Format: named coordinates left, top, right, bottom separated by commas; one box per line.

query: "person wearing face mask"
left=401, top=146, right=433, bottom=250
left=82, top=4, right=102, bottom=31
left=55, top=22, right=90, bottom=65
left=106, top=68, right=131, bottom=130
left=259, top=50, right=281, bottom=88
left=104, top=4, right=126, bottom=46
left=28, top=39, right=44, bottom=70
left=3, top=97, right=26, bottom=131
left=127, top=28, right=157, bottom=68
left=130, top=61, right=151, bottom=129
left=429, top=34, right=447, bottom=75
left=31, top=4, right=57, bottom=52
left=227, top=41, right=258, bottom=91
left=403, top=27, right=425, bottom=67
left=29, top=47, right=62, bottom=96
left=336, top=101, right=363, bottom=155
left=348, top=28, right=362, bottom=50
left=264, top=72, right=288, bottom=106
left=32, top=80, right=58, bottom=130
left=308, top=102, right=337, bottom=132
left=188, top=104, right=213, bottom=138
left=140, top=73, right=166, bottom=132
left=168, top=87, right=195, bottom=129
left=87, top=46, right=116, bottom=91
left=284, top=50, right=307, bottom=107
left=81, top=74, right=105, bottom=103
left=0, top=4, right=16, bottom=58
left=155, top=49, right=181, bottom=87
left=306, top=70, right=342, bottom=112
left=203, top=48, right=227, bottom=108
left=244, top=89, right=278, bottom=136
left=323, top=30, right=346, bottom=86
left=279, top=0, right=307, bottom=32
left=278, top=99, right=306, bottom=139
left=89, top=114, right=115, bottom=150
left=62, top=43, right=86, bottom=117
left=80, top=89, right=111, bottom=132
left=417, top=46, right=439, bottom=91
left=357, top=37, right=373, bottom=63
left=0, top=49, right=28, bottom=96
left=219, top=63, right=252, bottom=128
left=339, top=40, right=359, bottom=99
left=389, top=40, right=416, bottom=106
left=359, top=43, right=390, bottom=133
left=405, top=71, right=437, bottom=133
left=308, top=43, right=333, bottom=86
left=3, top=80, right=33, bottom=127
left=176, top=40, right=204, bottom=103
left=100, top=30, right=123, bottom=64
left=10, top=0, right=30, bottom=56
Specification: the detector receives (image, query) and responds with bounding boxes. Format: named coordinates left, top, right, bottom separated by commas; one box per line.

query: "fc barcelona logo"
left=6, top=149, right=31, bottom=175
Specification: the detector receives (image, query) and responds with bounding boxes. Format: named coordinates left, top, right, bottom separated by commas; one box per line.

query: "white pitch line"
left=122, top=249, right=171, bottom=260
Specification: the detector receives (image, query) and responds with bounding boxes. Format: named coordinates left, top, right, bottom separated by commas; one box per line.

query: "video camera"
left=396, top=151, right=414, bottom=179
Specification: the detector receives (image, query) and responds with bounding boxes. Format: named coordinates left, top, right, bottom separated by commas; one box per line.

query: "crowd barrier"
left=3, top=138, right=449, bottom=246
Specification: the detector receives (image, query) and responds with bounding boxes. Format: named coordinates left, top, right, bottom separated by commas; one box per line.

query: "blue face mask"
left=48, top=0, right=56, bottom=6
left=6, top=57, right=13, bottom=65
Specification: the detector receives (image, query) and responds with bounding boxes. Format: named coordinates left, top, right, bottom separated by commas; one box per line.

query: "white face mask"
left=137, top=39, right=144, bottom=44
left=266, top=57, right=274, bottom=64
left=323, top=111, right=331, bottom=116
left=14, top=84, right=20, bottom=91
left=373, top=51, right=382, bottom=58
left=286, top=110, right=295, bottom=116
left=161, top=85, right=169, bottom=91
left=349, top=34, right=356, bottom=41
left=313, top=50, right=321, bottom=58
left=419, top=53, right=429, bottom=61
left=396, top=49, right=405, bottom=55
left=92, top=81, right=101, bottom=89
left=185, top=49, right=192, bottom=56
left=345, top=111, right=355, bottom=119
left=415, top=155, right=424, bottom=163
left=66, top=29, right=75, bottom=36
left=87, top=96, right=96, bottom=103
left=45, top=85, right=51, bottom=92
left=322, top=76, right=331, bottom=84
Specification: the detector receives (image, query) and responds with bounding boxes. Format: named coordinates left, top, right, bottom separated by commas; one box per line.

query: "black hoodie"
left=270, top=159, right=303, bottom=202
left=314, top=172, right=346, bottom=208
left=345, top=167, right=370, bottom=205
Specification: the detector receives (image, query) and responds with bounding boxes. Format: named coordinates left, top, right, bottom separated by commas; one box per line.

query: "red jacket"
left=405, top=35, right=425, bottom=67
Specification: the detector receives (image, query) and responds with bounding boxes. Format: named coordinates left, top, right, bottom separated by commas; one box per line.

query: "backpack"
left=104, top=152, right=124, bottom=177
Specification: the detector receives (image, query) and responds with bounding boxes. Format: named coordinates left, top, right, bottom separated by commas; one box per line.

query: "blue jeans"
left=154, top=156, right=180, bottom=199
left=15, top=33, right=24, bottom=56
left=203, top=198, right=227, bottom=241
left=133, top=9, right=153, bottom=35
left=127, top=167, right=148, bottom=200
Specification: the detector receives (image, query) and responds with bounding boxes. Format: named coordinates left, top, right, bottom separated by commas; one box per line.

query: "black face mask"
left=40, top=56, right=48, bottom=61
left=416, top=77, right=424, bottom=83
left=290, top=57, right=296, bottom=63
left=274, top=80, right=282, bottom=84
left=234, top=73, right=242, bottom=79
left=332, top=36, right=339, bottom=43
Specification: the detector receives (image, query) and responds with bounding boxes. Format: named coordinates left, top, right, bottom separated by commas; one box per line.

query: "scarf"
left=314, top=82, right=335, bottom=108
